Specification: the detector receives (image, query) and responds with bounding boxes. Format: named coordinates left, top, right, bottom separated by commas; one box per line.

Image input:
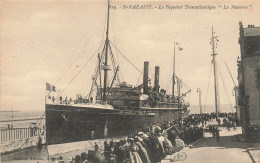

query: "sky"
left=0, top=0, right=259, bottom=112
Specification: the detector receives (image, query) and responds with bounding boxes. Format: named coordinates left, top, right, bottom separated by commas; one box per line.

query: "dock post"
left=3, top=131, right=5, bottom=142
left=20, top=129, right=22, bottom=139
left=5, top=130, right=7, bottom=141
left=9, top=130, right=11, bottom=141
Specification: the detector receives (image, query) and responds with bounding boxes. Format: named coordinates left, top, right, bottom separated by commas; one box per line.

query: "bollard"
left=5, top=130, right=7, bottom=141
left=20, top=129, right=21, bottom=139
left=9, top=130, right=11, bottom=141
left=4, top=130, right=6, bottom=142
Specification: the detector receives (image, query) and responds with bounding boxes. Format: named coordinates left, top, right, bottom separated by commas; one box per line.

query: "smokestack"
left=154, top=66, right=160, bottom=93
left=143, top=61, right=149, bottom=94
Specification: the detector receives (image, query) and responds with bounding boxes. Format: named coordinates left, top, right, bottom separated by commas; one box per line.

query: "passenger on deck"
left=94, top=142, right=99, bottom=151
left=59, top=96, right=62, bottom=104
left=65, top=97, right=67, bottom=104
left=216, top=127, right=220, bottom=142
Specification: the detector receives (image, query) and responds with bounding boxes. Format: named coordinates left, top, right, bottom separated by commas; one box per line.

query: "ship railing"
left=178, top=102, right=190, bottom=108
left=121, top=109, right=156, bottom=115
left=141, top=101, right=179, bottom=108
left=0, top=127, right=42, bottom=143
left=122, top=110, right=136, bottom=115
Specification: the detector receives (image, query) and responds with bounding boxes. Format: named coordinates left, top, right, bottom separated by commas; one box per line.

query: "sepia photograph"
left=0, top=0, right=260, bottom=162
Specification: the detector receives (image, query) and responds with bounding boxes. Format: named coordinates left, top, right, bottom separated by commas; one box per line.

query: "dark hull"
left=45, top=104, right=188, bottom=145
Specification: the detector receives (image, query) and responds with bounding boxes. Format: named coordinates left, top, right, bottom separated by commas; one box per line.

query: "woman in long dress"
left=128, top=138, right=143, bottom=163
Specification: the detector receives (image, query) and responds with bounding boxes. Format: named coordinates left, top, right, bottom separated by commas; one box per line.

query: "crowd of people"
left=184, top=113, right=216, bottom=127
left=220, top=113, right=238, bottom=131
left=53, top=114, right=208, bottom=163
left=208, top=125, right=220, bottom=142
left=51, top=112, right=238, bottom=163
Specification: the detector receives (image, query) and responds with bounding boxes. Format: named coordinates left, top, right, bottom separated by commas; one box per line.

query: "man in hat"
left=94, top=142, right=99, bottom=151
left=209, top=125, right=213, bottom=135
left=104, top=140, right=110, bottom=162
left=212, top=126, right=216, bottom=138
left=216, top=127, right=220, bottom=142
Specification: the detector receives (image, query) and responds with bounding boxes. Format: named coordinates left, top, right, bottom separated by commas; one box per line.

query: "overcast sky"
left=0, top=0, right=259, bottom=112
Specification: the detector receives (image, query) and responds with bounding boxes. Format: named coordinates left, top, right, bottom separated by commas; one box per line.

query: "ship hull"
left=45, top=104, right=188, bottom=145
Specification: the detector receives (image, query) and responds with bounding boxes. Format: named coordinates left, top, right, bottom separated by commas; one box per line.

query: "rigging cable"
left=113, top=37, right=123, bottom=83
left=82, top=50, right=103, bottom=98
left=174, top=74, right=191, bottom=91
left=166, top=76, right=173, bottom=93
left=18, top=112, right=46, bottom=150
left=108, top=42, right=119, bottom=82
left=225, top=61, right=238, bottom=89
left=135, top=74, right=142, bottom=86
left=83, top=11, right=108, bottom=97
left=83, top=43, right=106, bottom=97
left=52, top=6, right=98, bottom=84
left=106, top=7, right=120, bottom=83
left=217, top=62, right=234, bottom=112
left=81, top=77, right=95, bottom=98
left=108, top=4, right=124, bottom=82
left=179, top=78, right=190, bottom=91
left=56, top=41, right=105, bottom=99
left=54, top=9, right=106, bottom=85
left=109, top=41, right=143, bottom=74
left=203, top=63, right=213, bottom=113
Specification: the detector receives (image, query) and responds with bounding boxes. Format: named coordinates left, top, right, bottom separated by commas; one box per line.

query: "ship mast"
left=211, top=26, right=219, bottom=119
left=102, top=0, right=111, bottom=102
left=172, top=42, right=176, bottom=101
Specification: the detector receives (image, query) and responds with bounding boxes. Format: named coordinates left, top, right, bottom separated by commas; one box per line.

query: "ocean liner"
left=45, top=0, right=190, bottom=145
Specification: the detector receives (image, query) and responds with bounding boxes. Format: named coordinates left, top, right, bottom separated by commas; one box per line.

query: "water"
left=190, top=104, right=235, bottom=114
left=0, top=111, right=45, bottom=129
left=0, top=110, right=46, bottom=162
left=1, top=145, right=49, bottom=162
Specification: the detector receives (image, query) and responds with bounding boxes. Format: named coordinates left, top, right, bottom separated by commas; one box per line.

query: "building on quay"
left=237, top=21, right=260, bottom=142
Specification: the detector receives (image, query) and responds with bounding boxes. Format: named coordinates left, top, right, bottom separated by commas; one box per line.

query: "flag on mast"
left=46, top=83, right=56, bottom=92
left=178, top=47, right=183, bottom=51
